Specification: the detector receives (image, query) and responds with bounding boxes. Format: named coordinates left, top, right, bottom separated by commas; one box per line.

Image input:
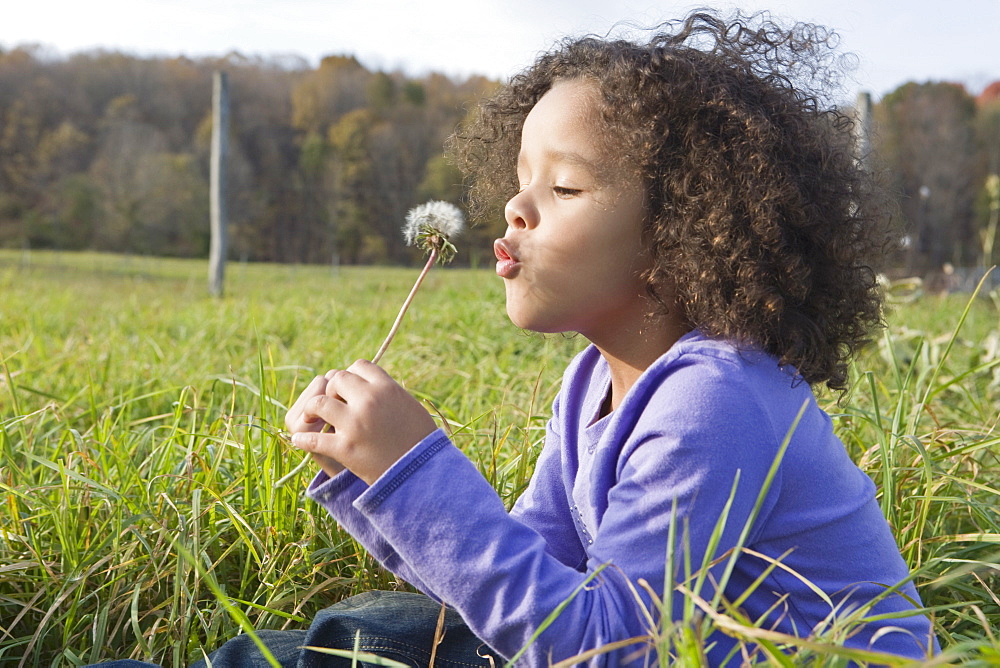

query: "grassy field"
left=1, top=250, right=999, bottom=666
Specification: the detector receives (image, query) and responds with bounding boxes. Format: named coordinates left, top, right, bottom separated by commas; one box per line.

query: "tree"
left=326, top=108, right=378, bottom=263
left=40, top=174, right=100, bottom=249
left=31, top=123, right=95, bottom=249
left=291, top=55, right=371, bottom=134
left=976, top=83, right=1000, bottom=267
left=0, top=98, right=43, bottom=245
left=88, top=95, right=169, bottom=251
left=875, top=82, right=980, bottom=272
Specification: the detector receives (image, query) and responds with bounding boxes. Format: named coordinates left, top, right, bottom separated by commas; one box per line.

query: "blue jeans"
left=86, top=591, right=500, bottom=667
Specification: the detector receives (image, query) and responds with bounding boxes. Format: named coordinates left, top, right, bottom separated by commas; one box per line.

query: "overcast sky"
left=4, top=0, right=998, bottom=102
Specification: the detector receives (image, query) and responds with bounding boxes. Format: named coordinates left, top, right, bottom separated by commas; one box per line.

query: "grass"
left=1, top=250, right=999, bottom=666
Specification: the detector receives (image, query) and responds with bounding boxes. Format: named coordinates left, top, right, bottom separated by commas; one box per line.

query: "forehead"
left=527, top=79, right=600, bottom=125
left=519, top=79, right=604, bottom=163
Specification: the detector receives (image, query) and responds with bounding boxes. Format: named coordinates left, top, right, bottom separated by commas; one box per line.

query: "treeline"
left=1, top=44, right=998, bottom=272
left=0, top=46, right=503, bottom=266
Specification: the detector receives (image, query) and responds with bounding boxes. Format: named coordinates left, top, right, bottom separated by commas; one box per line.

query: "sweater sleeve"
left=306, top=465, right=437, bottom=597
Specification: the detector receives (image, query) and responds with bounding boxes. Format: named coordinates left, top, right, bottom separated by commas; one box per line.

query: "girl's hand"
left=284, top=373, right=344, bottom=478
left=292, top=360, right=437, bottom=485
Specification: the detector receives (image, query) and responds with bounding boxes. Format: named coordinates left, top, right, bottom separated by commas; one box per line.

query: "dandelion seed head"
left=403, top=201, right=465, bottom=246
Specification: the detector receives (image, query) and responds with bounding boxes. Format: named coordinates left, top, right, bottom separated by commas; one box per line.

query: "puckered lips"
left=494, top=238, right=520, bottom=279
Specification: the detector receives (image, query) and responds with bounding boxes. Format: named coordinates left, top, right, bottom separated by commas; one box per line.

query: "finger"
left=345, top=358, right=392, bottom=383
left=324, top=367, right=371, bottom=401
left=291, top=429, right=337, bottom=456
left=287, top=411, right=329, bottom=435
left=303, top=393, right=347, bottom=426
left=285, top=375, right=328, bottom=431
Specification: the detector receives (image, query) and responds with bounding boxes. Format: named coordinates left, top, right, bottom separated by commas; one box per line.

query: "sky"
left=4, top=0, right=999, bottom=102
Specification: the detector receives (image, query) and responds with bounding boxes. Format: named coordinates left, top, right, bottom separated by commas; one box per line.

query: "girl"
left=279, top=11, right=938, bottom=667
left=87, top=10, right=932, bottom=668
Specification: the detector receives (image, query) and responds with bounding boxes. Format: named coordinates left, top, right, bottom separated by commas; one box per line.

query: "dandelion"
left=372, top=201, right=464, bottom=363
left=275, top=201, right=463, bottom=487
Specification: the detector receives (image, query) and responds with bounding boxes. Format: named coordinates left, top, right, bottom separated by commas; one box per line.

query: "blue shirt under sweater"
left=307, top=330, right=936, bottom=666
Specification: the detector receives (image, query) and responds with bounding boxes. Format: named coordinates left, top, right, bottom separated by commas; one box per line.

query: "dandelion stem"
left=372, top=247, right=439, bottom=364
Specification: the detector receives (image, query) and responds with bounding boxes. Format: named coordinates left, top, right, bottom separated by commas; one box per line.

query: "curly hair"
left=447, top=9, right=894, bottom=392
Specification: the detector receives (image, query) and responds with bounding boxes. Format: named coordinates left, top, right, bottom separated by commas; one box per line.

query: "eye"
left=553, top=186, right=582, bottom=198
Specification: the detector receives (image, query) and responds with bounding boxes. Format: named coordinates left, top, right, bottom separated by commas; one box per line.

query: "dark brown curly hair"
left=447, top=9, right=894, bottom=392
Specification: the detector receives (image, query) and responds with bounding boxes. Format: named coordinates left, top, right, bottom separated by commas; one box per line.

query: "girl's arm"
left=286, top=371, right=437, bottom=594
left=304, top=394, right=590, bottom=601
left=288, top=365, right=587, bottom=596
left=306, top=468, right=438, bottom=596
left=285, top=360, right=682, bottom=664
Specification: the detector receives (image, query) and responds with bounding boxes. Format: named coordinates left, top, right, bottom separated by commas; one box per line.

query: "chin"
left=507, top=312, right=562, bottom=335
left=505, top=308, right=537, bottom=332
left=505, top=309, right=530, bottom=330
left=505, top=296, right=566, bottom=333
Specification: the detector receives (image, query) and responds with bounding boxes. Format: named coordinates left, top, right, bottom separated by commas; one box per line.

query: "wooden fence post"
left=209, top=71, right=229, bottom=297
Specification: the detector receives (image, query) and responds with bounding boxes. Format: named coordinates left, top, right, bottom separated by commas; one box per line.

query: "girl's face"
left=494, top=79, right=651, bottom=348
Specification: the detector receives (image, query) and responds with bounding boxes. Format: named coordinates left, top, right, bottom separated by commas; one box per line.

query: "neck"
left=593, top=313, right=690, bottom=414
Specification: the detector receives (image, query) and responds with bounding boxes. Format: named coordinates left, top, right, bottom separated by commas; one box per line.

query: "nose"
left=504, top=189, right=536, bottom=230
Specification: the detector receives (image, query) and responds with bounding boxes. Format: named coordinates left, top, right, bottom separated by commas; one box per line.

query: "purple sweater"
left=307, top=331, right=936, bottom=665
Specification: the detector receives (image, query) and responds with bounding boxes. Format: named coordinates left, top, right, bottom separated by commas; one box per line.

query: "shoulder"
left=623, top=331, right=816, bottom=456
left=641, top=331, right=799, bottom=405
